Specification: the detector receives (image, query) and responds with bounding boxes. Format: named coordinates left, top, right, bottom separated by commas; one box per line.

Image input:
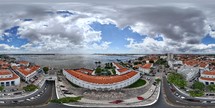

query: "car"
left=11, top=100, right=18, bottom=103
left=30, top=97, right=35, bottom=100
left=202, top=101, right=207, bottom=104
left=26, top=98, right=31, bottom=101
left=180, top=96, right=185, bottom=99
left=0, top=101, right=5, bottom=104
left=37, top=94, right=41, bottom=97
left=175, top=93, right=179, bottom=96
left=18, top=100, right=24, bottom=103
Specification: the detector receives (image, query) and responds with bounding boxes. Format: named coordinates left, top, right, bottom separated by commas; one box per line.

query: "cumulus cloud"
left=0, top=1, right=215, bottom=54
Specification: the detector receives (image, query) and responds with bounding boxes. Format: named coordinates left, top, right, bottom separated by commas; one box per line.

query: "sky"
left=0, top=0, right=215, bottom=54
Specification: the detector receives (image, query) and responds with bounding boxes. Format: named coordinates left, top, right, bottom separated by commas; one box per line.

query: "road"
left=0, top=81, right=55, bottom=108
left=2, top=71, right=215, bottom=108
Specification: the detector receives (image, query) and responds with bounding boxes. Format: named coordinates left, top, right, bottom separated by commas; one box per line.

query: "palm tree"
left=95, top=61, right=98, bottom=67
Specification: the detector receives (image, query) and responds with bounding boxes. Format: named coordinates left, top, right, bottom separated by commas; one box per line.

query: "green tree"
left=189, top=90, right=204, bottom=97
left=43, top=67, right=49, bottom=74
left=167, top=73, right=187, bottom=88
left=192, top=81, right=205, bottom=91
left=207, top=85, right=215, bottom=92
left=95, top=67, right=102, bottom=74
left=23, top=84, right=38, bottom=92
left=0, top=86, right=4, bottom=91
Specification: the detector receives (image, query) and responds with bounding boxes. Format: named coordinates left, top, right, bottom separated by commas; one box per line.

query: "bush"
left=23, top=84, right=38, bottom=92
left=43, top=67, right=49, bottom=74
left=167, top=73, right=187, bottom=88
left=189, top=90, right=204, bottom=97
left=207, top=85, right=215, bottom=92
left=192, top=81, right=205, bottom=91
left=155, top=78, right=161, bottom=84
left=0, top=86, right=4, bottom=91
left=51, top=97, right=82, bottom=103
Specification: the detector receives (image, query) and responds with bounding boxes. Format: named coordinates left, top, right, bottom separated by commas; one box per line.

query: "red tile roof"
left=15, top=65, right=40, bottom=76
left=202, top=70, right=215, bottom=75
left=0, top=60, right=7, bottom=65
left=140, top=63, right=152, bottom=69
left=0, top=73, right=19, bottom=81
left=113, top=62, right=124, bottom=69
left=76, top=68, right=94, bottom=74
left=19, top=61, right=29, bottom=65
left=0, top=69, right=12, bottom=75
left=199, top=77, right=215, bottom=81
left=117, top=68, right=129, bottom=73
left=65, top=69, right=138, bottom=84
left=0, top=70, right=19, bottom=81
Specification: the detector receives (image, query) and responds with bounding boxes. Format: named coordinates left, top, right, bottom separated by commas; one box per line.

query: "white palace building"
left=63, top=63, right=141, bottom=90
left=199, top=70, right=215, bottom=85
left=0, top=69, right=20, bottom=87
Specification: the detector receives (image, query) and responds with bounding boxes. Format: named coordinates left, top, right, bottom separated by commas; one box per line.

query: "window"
left=11, top=81, right=15, bottom=85
left=1, top=82, right=4, bottom=86
left=6, top=82, right=10, bottom=86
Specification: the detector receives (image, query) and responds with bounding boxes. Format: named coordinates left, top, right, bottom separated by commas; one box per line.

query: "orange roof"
left=199, top=77, right=215, bottom=81
left=117, top=68, right=129, bottom=73
left=76, top=68, right=94, bottom=74
left=65, top=69, right=138, bottom=84
left=134, top=64, right=142, bottom=68
left=0, top=70, right=19, bottom=81
left=140, top=63, right=152, bottom=69
left=1, top=65, right=9, bottom=69
left=0, top=73, right=19, bottom=81
left=16, top=65, right=40, bottom=76
left=202, top=70, right=215, bottom=75
left=19, top=61, right=29, bottom=65
left=0, top=69, right=12, bottom=75
left=0, top=60, right=7, bottom=65
left=199, top=62, right=208, bottom=68
left=113, top=62, right=124, bottom=69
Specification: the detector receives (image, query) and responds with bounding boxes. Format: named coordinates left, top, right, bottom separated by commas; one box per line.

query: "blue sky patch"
left=0, top=26, right=28, bottom=47
left=201, top=34, right=215, bottom=45
left=90, top=22, right=145, bottom=52
left=56, top=10, right=74, bottom=17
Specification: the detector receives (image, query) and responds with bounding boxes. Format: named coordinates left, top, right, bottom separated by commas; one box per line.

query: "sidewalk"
left=0, top=77, right=46, bottom=100
left=55, top=79, right=161, bottom=107
left=173, top=84, right=215, bottom=100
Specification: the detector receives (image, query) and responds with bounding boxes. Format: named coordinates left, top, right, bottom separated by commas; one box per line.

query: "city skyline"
left=1, top=0, right=215, bottom=54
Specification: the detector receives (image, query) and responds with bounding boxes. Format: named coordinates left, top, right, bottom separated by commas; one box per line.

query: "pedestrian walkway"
left=55, top=78, right=161, bottom=107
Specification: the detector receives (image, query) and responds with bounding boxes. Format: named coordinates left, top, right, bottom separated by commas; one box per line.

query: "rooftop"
left=14, top=65, right=40, bottom=76
left=202, top=70, right=215, bottom=75
left=65, top=69, right=138, bottom=84
left=140, top=63, right=152, bottom=69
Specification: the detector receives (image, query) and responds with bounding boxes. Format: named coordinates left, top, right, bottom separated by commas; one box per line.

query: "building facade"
left=12, top=65, right=41, bottom=82
left=138, top=63, right=153, bottom=74
left=199, top=70, right=215, bottom=85
left=63, top=69, right=141, bottom=90
left=0, top=69, right=20, bottom=86
left=177, top=65, right=200, bottom=81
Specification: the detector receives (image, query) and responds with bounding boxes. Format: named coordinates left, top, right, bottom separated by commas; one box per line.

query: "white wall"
left=63, top=70, right=140, bottom=90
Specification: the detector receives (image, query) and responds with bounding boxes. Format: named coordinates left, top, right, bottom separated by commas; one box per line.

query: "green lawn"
left=127, top=79, right=146, bottom=88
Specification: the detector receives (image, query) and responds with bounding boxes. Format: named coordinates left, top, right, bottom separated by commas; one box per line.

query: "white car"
left=0, top=101, right=5, bottom=104
left=180, top=96, right=185, bottom=99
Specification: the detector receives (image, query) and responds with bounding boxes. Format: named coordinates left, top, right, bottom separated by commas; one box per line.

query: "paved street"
left=0, top=81, right=55, bottom=108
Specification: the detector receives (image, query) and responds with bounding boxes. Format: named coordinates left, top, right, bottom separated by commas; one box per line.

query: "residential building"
left=12, top=65, right=41, bottom=82
left=0, top=69, right=20, bottom=86
left=138, top=63, right=153, bottom=74
left=177, top=65, right=200, bottom=81
left=199, top=70, right=215, bottom=85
